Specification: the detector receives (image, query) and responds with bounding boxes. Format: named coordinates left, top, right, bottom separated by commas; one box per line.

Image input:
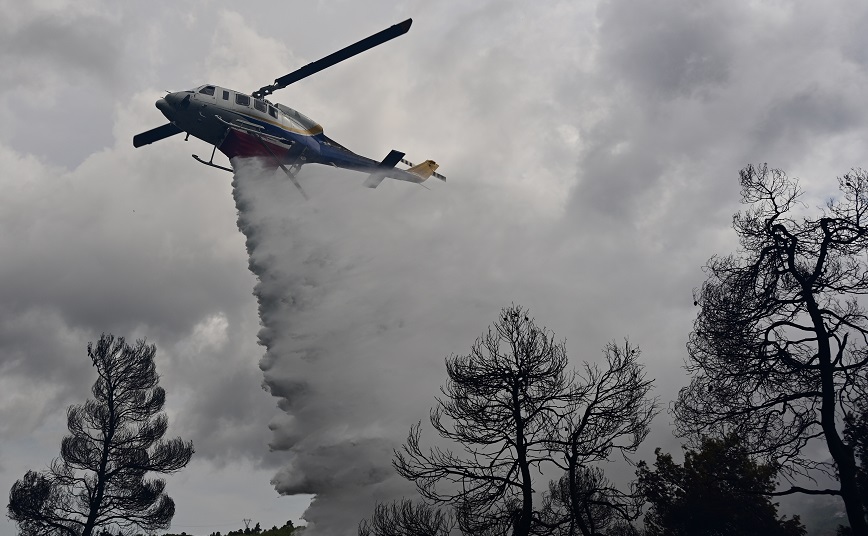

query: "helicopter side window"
left=199, top=86, right=215, bottom=96
left=268, top=106, right=278, bottom=119
left=235, top=94, right=250, bottom=107
left=254, top=99, right=267, bottom=113
left=222, top=90, right=229, bottom=100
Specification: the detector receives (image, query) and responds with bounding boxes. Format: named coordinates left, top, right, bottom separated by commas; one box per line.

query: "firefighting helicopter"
left=132, top=18, right=444, bottom=199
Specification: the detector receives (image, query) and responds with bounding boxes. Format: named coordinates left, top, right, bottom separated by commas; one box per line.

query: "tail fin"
left=406, top=160, right=440, bottom=180
left=401, top=158, right=446, bottom=182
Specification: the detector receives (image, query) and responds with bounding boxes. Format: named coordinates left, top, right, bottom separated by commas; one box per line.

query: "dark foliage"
left=637, top=435, right=805, bottom=536
left=8, top=335, right=194, bottom=536
left=392, top=306, right=656, bottom=536
left=163, top=519, right=303, bottom=536
left=221, top=520, right=302, bottom=536
left=673, top=165, right=868, bottom=533
left=846, top=403, right=868, bottom=506
left=840, top=401, right=868, bottom=533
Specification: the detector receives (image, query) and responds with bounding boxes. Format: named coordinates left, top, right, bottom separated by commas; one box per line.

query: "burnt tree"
left=542, top=341, right=657, bottom=536
left=673, top=165, right=868, bottom=534
left=8, top=335, right=194, bottom=536
left=393, top=306, right=656, bottom=536
left=358, top=499, right=454, bottom=536
left=395, top=306, right=570, bottom=535
left=540, top=466, right=631, bottom=536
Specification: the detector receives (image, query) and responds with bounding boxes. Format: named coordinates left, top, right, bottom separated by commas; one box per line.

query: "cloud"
left=598, top=0, right=736, bottom=101
left=0, top=93, right=279, bottom=468
left=0, top=0, right=122, bottom=90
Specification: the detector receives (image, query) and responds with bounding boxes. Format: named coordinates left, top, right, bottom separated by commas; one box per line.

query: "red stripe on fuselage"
left=218, top=130, right=293, bottom=161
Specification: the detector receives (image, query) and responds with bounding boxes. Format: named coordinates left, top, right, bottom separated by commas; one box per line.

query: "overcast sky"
left=2, top=0, right=868, bottom=534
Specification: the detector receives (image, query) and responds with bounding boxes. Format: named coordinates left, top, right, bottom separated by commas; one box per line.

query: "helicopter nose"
left=158, top=92, right=192, bottom=115
left=156, top=97, right=173, bottom=119
left=164, top=92, right=184, bottom=107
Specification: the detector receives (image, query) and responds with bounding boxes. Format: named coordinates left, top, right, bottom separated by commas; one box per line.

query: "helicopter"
left=132, top=18, right=444, bottom=199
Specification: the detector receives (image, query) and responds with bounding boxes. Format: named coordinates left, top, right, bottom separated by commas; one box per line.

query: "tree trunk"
left=513, top=386, right=533, bottom=536
left=82, top=378, right=117, bottom=536
left=807, top=293, right=868, bottom=535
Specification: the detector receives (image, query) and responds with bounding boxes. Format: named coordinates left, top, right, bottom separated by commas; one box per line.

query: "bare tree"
left=395, top=305, right=569, bottom=536
left=358, top=499, right=454, bottom=536
left=542, top=342, right=657, bottom=536
left=8, top=335, right=194, bottom=536
left=673, top=165, right=868, bottom=533
left=393, top=306, right=656, bottom=536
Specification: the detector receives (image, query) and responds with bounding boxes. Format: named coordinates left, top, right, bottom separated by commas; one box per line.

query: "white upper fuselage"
left=158, top=85, right=323, bottom=146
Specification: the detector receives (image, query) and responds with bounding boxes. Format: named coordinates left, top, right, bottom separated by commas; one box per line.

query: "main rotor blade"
left=133, top=123, right=183, bottom=148
left=252, top=18, right=412, bottom=99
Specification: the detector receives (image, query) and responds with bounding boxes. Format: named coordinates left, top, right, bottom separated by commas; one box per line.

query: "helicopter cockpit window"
left=235, top=94, right=250, bottom=107
left=293, top=111, right=318, bottom=130
left=199, top=86, right=215, bottom=96
left=254, top=99, right=267, bottom=113
left=268, top=106, right=278, bottom=119
left=276, top=104, right=319, bottom=130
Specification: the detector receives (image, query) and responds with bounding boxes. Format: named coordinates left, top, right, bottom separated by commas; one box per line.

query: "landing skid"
left=192, top=128, right=233, bottom=172
left=192, top=153, right=233, bottom=173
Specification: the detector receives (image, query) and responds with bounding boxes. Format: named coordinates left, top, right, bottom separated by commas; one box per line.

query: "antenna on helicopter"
left=252, top=19, right=412, bottom=99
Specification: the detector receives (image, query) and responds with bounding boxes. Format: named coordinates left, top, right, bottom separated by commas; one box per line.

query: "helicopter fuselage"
left=158, top=84, right=388, bottom=171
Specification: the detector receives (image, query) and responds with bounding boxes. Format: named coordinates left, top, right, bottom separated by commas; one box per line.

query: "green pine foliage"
left=839, top=402, right=868, bottom=535
left=637, top=434, right=805, bottom=536
left=158, top=519, right=304, bottom=536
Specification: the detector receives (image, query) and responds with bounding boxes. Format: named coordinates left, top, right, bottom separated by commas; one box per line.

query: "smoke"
left=229, top=157, right=502, bottom=535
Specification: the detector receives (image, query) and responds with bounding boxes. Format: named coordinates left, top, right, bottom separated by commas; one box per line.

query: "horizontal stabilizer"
left=364, top=149, right=405, bottom=188
left=133, top=123, right=183, bottom=148
left=363, top=173, right=387, bottom=189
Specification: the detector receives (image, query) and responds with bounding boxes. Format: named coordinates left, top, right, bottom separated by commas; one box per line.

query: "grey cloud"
left=164, top=333, right=283, bottom=466
left=752, top=87, right=866, bottom=159
left=0, top=6, right=125, bottom=166
left=0, top=11, right=122, bottom=88
left=840, top=9, right=868, bottom=70
left=597, top=0, right=736, bottom=100
left=567, top=0, right=745, bottom=220
left=0, top=122, right=276, bottom=473
left=0, top=307, right=94, bottom=433
left=568, top=0, right=868, bottom=227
